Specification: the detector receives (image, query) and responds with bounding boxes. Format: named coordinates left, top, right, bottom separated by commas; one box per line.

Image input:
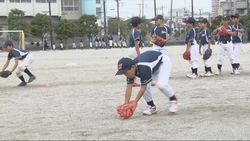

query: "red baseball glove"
left=117, top=101, right=137, bottom=119
left=219, top=26, right=229, bottom=36
left=183, top=51, right=191, bottom=60
left=154, top=35, right=165, bottom=46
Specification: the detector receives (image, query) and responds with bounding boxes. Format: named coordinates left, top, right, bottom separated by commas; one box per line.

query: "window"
left=0, top=0, right=4, bottom=2
left=21, top=0, right=31, bottom=3
left=36, top=0, right=56, bottom=3
left=61, top=0, right=79, bottom=11
left=10, top=0, right=20, bottom=2
left=96, top=0, right=100, bottom=4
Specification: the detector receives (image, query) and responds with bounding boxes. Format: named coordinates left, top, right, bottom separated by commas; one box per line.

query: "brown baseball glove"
left=154, top=35, right=165, bottom=46
left=219, top=26, right=229, bottom=36
left=0, top=70, right=12, bottom=78
left=183, top=51, right=191, bottom=60
left=117, top=101, right=137, bottom=119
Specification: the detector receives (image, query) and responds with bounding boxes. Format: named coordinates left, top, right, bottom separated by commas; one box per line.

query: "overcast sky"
left=107, top=0, right=211, bottom=19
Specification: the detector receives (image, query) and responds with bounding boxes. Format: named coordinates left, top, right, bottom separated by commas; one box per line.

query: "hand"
left=151, top=39, right=156, bottom=43
left=199, top=50, right=202, bottom=55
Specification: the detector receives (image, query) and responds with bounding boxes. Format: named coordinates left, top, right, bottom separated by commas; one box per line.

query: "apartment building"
left=221, top=0, right=249, bottom=16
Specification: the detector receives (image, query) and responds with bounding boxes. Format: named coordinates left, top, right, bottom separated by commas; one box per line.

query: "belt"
left=202, top=43, right=208, bottom=46
left=221, top=41, right=231, bottom=44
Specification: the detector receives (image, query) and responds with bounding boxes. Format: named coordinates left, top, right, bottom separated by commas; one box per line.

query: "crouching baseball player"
left=116, top=50, right=178, bottom=118
left=0, top=40, right=36, bottom=86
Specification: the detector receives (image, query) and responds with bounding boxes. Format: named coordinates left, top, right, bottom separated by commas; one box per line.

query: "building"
left=221, top=0, right=249, bottom=16
left=212, top=0, right=220, bottom=17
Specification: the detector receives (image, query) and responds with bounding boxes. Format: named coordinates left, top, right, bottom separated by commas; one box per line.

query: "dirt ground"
left=0, top=44, right=250, bottom=140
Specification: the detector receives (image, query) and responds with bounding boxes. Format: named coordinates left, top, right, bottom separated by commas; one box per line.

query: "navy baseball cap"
left=199, top=18, right=209, bottom=24
left=184, top=17, right=195, bottom=24
left=231, top=13, right=240, bottom=18
left=115, top=57, right=135, bottom=75
left=131, top=17, right=143, bottom=26
left=152, top=14, right=164, bottom=21
left=222, top=14, right=230, bottom=20
left=2, top=40, right=13, bottom=48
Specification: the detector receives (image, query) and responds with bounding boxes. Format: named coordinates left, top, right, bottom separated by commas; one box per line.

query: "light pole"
left=170, top=0, right=173, bottom=29
left=191, top=0, right=194, bottom=18
left=116, top=0, right=120, bottom=39
left=154, top=0, right=157, bottom=16
left=48, top=0, right=53, bottom=49
left=103, top=0, right=107, bottom=35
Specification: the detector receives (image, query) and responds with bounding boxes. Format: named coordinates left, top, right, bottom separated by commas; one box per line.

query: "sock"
left=147, top=101, right=155, bottom=107
left=19, top=75, right=25, bottom=82
left=236, top=63, right=240, bottom=69
left=193, top=68, right=198, bottom=75
left=207, top=67, right=212, bottom=72
left=232, top=64, right=236, bottom=69
left=24, top=68, right=33, bottom=77
left=217, top=64, right=222, bottom=70
left=205, top=66, right=208, bottom=72
left=170, top=95, right=177, bottom=101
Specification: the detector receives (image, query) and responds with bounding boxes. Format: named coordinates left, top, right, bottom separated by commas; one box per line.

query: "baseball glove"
left=219, top=26, right=228, bottom=36
left=203, top=48, right=212, bottom=60
left=154, top=35, right=165, bottom=46
left=117, top=101, right=137, bottom=119
left=0, top=70, right=12, bottom=78
left=183, top=51, right=191, bottom=60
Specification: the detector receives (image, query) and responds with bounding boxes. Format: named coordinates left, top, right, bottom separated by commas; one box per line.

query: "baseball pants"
left=109, top=40, right=113, bottom=47
left=142, top=54, right=174, bottom=102
left=16, top=54, right=33, bottom=77
left=152, top=44, right=166, bottom=54
left=201, top=44, right=211, bottom=67
left=189, top=44, right=199, bottom=69
left=128, top=47, right=141, bottom=60
left=233, top=43, right=242, bottom=64
left=218, top=42, right=235, bottom=65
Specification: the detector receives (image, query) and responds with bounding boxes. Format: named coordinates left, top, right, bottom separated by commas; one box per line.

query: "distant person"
left=109, top=35, right=113, bottom=49
left=52, top=42, right=56, bottom=51
left=44, top=38, right=48, bottom=50
left=98, top=37, right=102, bottom=49
left=102, top=37, right=106, bottom=49
left=72, top=41, right=76, bottom=50
left=89, top=41, right=93, bottom=48
left=60, top=40, right=63, bottom=50
left=80, top=40, right=84, bottom=50
left=95, top=36, right=99, bottom=49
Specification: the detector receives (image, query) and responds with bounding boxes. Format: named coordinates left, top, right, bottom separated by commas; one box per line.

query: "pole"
left=138, top=3, right=141, bottom=17
left=142, top=0, right=144, bottom=17
left=116, top=0, right=120, bottom=39
left=162, top=5, right=164, bottom=16
left=103, top=0, right=107, bottom=35
left=247, top=0, right=249, bottom=12
left=154, top=0, right=156, bottom=16
left=191, top=0, right=194, bottom=18
left=199, top=9, right=202, bottom=18
left=48, top=0, right=53, bottom=50
left=170, top=0, right=173, bottom=29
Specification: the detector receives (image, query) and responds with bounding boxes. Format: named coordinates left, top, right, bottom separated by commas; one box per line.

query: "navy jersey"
left=127, top=51, right=163, bottom=86
left=128, top=28, right=142, bottom=47
left=199, top=29, right=211, bottom=45
left=232, top=23, right=244, bottom=43
left=109, top=36, right=113, bottom=40
left=150, top=25, right=173, bottom=47
left=219, top=26, right=234, bottom=42
left=186, top=28, right=198, bottom=45
left=8, top=48, right=29, bottom=60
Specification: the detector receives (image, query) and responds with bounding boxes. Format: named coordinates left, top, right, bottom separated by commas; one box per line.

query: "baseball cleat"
left=151, top=82, right=156, bottom=86
left=28, top=75, right=36, bottom=83
left=239, top=66, right=243, bottom=71
left=200, top=72, right=207, bottom=77
left=169, top=100, right=178, bottom=113
left=143, top=105, right=158, bottom=115
left=215, top=70, right=221, bottom=75
left=18, top=81, right=27, bottom=87
left=234, top=69, right=240, bottom=75
left=187, top=73, right=199, bottom=79
left=132, top=82, right=140, bottom=87
left=204, top=71, right=213, bottom=77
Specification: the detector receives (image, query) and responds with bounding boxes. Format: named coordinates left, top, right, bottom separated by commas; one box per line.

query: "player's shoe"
left=18, top=81, right=27, bottom=87
left=151, top=82, right=156, bottom=86
left=169, top=100, right=178, bottom=113
left=215, top=70, right=221, bottom=75
left=142, top=105, right=158, bottom=115
left=132, top=82, right=140, bottom=87
left=200, top=72, right=207, bottom=77
left=234, top=69, right=240, bottom=75
left=231, top=69, right=234, bottom=74
left=28, top=75, right=36, bottom=83
left=239, top=66, right=243, bottom=71
left=204, top=71, right=213, bottom=77
left=187, top=73, right=199, bottom=79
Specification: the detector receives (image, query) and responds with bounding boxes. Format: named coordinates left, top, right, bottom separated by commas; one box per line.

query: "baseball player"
left=184, top=17, right=199, bottom=78
left=109, top=35, right=113, bottom=49
left=150, top=14, right=173, bottom=54
left=115, top=50, right=178, bottom=115
left=102, top=37, right=106, bottom=49
left=80, top=39, right=84, bottom=50
left=0, top=40, right=36, bottom=86
left=199, top=18, right=213, bottom=77
left=95, top=36, right=99, bottom=50
left=72, top=41, right=76, bottom=50
left=231, top=13, right=244, bottom=74
left=212, top=14, right=237, bottom=75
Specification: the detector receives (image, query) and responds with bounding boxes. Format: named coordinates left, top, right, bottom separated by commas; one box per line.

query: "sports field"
left=0, top=44, right=250, bottom=140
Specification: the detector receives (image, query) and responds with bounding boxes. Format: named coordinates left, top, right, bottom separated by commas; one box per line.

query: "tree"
left=54, top=19, right=76, bottom=49
left=7, top=8, right=28, bottom=42
left=30, top=13, right=50, bottom=43
left=208, top=15, right=222, bottom=32
left=78, top=14, right=99, bottom=41
left=108, top=18, right=129, bottom=39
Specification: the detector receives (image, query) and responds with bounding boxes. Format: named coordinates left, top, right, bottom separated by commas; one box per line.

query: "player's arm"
left=134, top=40, right=140, bottom=55
left=213, top=27, right=220, bottom=35
left=125, top=84, right=133, bottom=104
left=228, top=30, right=236, bottom=36
left=186, top=30, right=194, bottom=51
left=133, top=31, right=141, bottom=55
left=236, top=28, right=244, bottom=33
left=199, top=42, right=202, bottom=55
left=134, top=85, right=147, bottom=103
left=150, top=27, right=156, bottom=43
left=207, top=30, right=212, bottom=49
left=186, top=42, right=192, bottom=51
left=165, top=26, right=172, bottom=42
left=1, top=60, right=10, bottom=72
left=10, top=59, right=18, bottom=73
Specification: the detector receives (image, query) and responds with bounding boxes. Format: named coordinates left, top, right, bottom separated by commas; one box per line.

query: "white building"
left=212, top=0, right=220, bottom=17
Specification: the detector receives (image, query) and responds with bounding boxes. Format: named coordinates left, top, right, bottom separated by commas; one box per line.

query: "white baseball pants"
left=233, top=43, right=242, bottom=64
left=16, top=54, right=33, bottom=77
left=189, top=44, right=199, bottom=69
left=201, top=44, right=211, bottom=67
left=218, top=42, right=235, bottom=65
left=152, top=44, right=166, bottom=54
left=142, top=54, right=174, bottom=102
left=128, top=47, right=141, bottom=60
left=109, top=40, right=113, bottom=47
left=95, top=42, right=98, bottom=47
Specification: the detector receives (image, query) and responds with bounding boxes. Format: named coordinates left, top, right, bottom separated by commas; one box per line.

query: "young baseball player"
left=1, top=40, right=36, bottom=86
left=199, top=18, right=213, bottom=77
left=231, top=13, right=244, bottom=74
left=212, top=14, right=237, bottom=75
left=102, top=37, right=106, bottom=49
left=72, top=41, right=76, bottom=50
left=184, top=17, right=199, bottom=78
left=115, top=50, right=178, bottom=115
left=109, top=35, right=113, bottom=49
left=150, top=14, right=173, bottom=54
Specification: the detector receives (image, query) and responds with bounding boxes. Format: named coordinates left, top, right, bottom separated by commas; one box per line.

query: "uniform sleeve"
left=138, top=66, right=152, bottom=86
left=7, top=53, right=12, bottom=60
left=239, top=24, right=244, bottom=30
left=166, top=26, right=173, bottom=35
left=206, top=29, right=211, bottom=39
left=12, top=50, right=21, bottom=60
left=150, top=27, right=156, bottom=36
left=133, top=30, right=141, bottom=41
left=188, top=29, right=195, bottom=42
left=127, top=77, right=135, bottom=84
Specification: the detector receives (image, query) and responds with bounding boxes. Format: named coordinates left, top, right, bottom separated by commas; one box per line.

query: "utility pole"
left=103, top=0, right=107, bottom=35
left=154, top=0, right=156, bottom=16
left=161, top=5, right=164, bottom=16
left=138, top=3, right=142, bottom=17
left=191, top=0, right=194, bottom=18
left=48, top=0, right=53, bottom=50
left=170, top=0, right=173, bottom=29
left=116, top=0, right=120, bottom=39
left=142, top=0, right=144, bottom=17
left=247, top=0, right=249, bottom=12
left=199, top=9, right=202, bottom=18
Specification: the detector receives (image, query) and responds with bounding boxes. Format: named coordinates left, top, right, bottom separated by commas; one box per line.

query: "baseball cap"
left=152, top=14, right=164, bottom=21
left=230, top=13, right=240, bottom=18
left=2, top=40, right=13, bottom=48
left=222, top=14, right=230, bottom=20
left=199, top=18, right=209, bottom=24
left=131, top=17, right=143, bottom=26
left=115, top=57, right=135, bottom=75
left=184, top=17, right=195, bottom=24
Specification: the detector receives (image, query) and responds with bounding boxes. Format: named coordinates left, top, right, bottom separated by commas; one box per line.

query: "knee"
left=18, top=66, right=26, bottom=71
left=157, top=83, right=168, bottom=91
